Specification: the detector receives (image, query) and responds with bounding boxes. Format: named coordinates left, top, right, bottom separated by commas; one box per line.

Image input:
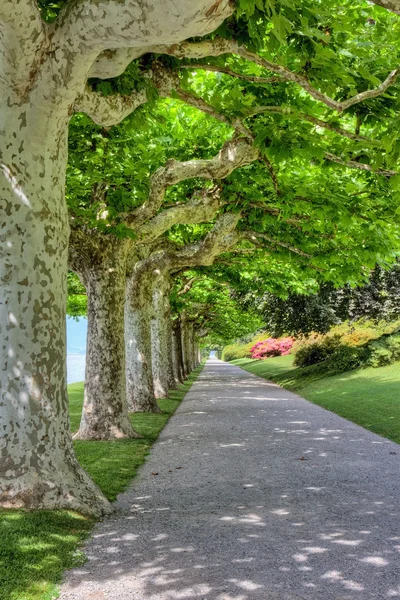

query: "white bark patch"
left=0, top=110, right=109, bottom=515
left=151, top=272, right=171, bottom=399
left=125, top=267, right=161, bottom=413
left=70, top=235, right=140, bottom=440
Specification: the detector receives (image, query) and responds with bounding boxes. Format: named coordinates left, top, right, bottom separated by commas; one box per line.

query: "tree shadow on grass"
left=0, top=367, right=204, bottom=600
left=0, top=510, right=93, bottom=600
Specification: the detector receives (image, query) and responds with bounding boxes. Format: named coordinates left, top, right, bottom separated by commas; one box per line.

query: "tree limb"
left=134, top=186, right=222, bottom=243
left=55, top=1, right=233, bottom=68
left=165, top=39, right=399, bottom=113
left=368, top=0, right=400, bottom=14
left=180, top=63, right=282, bottom=84
left=246, top=106, right=379, bottom=144
left=324, top=153, right=398, bottom=176
left=260, top=155, right=280, bottom=195
left=74, top=86, right=149, bottom=127
left=244, top=232, right=312, bottom=258
left=174, top=88, right=252, bottom=138
left=134, top=212, right=241, bottom=280
left=127, top=136, right=259, bottom=226
left=177, top=277, right=198, bottom=295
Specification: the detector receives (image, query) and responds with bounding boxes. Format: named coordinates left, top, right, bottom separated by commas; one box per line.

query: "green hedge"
left=294, top=331, right=400, bottom=374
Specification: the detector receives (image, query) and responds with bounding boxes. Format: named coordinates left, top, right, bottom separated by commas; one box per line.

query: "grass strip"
left=231, top=357, right=400, bottom=444
left=0, top=365, right=204, bottom=600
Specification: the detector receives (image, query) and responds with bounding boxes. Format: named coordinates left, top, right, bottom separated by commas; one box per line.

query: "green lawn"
left=231, top=356, right=400, bottom=444
left=0, top=367, right=203, bottom=600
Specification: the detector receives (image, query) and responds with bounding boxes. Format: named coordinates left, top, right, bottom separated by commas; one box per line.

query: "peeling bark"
left=125, top=266, right=161, bottom=413
left=0, top=114, right=110, bottom=516
left=0, top=0, right=233, bottom=514
left=151, top=272, right=172, bottom=399
left=69, top=233, right=139, bottom=440
left=172, top=320, right=185, bottom=385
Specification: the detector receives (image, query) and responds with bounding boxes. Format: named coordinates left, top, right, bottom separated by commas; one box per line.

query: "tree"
left=2, top=0, right=400, bottom=515
left=0, top=0, right=233, bottom=515
left=243, top=261, right=400, bottom=337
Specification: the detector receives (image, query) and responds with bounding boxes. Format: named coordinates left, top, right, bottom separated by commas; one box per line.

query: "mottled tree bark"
left=0, top=0, right=232, bottom=514
left=0, top=111, right=110, bottom=516
left=151, top=273, right=175, bottom=398
left=165, top=313, right=177, bottom=390
left=125, top=266, right=161, bottom=413
left=180, top=314, right=190, bottom=377
left=172, top=320, right=185, bottom=385
left=70, top=234, right=139, bottom=440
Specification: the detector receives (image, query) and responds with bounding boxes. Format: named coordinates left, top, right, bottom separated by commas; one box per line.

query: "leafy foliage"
left=239, top=261, right=400, bottom=336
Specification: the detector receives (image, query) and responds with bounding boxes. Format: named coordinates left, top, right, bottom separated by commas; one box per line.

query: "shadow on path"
left=61, top=359, right=400, bottom=600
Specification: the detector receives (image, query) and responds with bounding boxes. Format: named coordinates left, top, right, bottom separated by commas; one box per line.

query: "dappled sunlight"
left=61, top=360, right=399, bottom=600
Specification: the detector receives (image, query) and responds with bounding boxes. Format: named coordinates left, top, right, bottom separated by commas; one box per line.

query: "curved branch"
left=55, top=1, right=233, bottom=67
left=135, top=187, right=222, bottom=243
left=244, top=232, right=312, bottom=258
left=74, top=86, right=148, bottom=127
left=324, top=153, right=398, bottom=177
left=246, top=106, right=379, bottom=144
left=368, top=0, right=400, bottom=14
left=128, top=136, right=259, bottom=226
left=165, top=39, right=399, bottom=113
left=237, top=47, right=399, bottom=113
left=134, top=212, right=241, bottom=282
left=180, top=63, right=282, bottom=84
left=174, top=88, right=252, bottom=137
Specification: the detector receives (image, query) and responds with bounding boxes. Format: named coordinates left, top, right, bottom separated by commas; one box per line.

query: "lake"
left=67, top=354, right=86, bottom=384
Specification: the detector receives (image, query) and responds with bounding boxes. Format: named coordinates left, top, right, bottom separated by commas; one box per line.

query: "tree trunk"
left=180, top=315, right=191, bottom=377
left=165, top=313, right=177, bottom=390
left=151, top=275, right=170, bottom=399
left=72, top=239, right=139, bottom=440
left=0, top=108, right=109, bottom=516
left=191, top=330, right=197, bottom=369
left=125, top=266, right=161, bottom=413
left=187, top=323, right=195, bottom=373
left=172, top=320, right=185, bottom=385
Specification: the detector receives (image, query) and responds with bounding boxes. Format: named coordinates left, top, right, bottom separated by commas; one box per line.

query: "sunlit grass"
left=0, top=366, right=203, bottom=600
left=232, top=356, right=400, bottom=444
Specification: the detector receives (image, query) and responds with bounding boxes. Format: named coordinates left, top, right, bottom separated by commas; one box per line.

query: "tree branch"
left=127, top=136, right=259, bottom=226
left=134, top=212, right=241, bottom=280
left=244, top=232, right=312, bottom=258
left=180, top=63, right=282, bottom=84
left=324, top=153, right=398, bottom=177
left=55, top=1, right=233, bottom=67
left=368, top=0, right=400, bottom=14
left=165, top=39, right=399, bottom=113
left=74, top=86, right=149, bottom=127
left=177, top=277, right=198, bottom=295
left=246, top=106, right=379, bottom=144
left=260, top=155, right=280, bottom=195
left=174, top=88, right=252, bottom=137
left=134, top=186, right=222, bottom=243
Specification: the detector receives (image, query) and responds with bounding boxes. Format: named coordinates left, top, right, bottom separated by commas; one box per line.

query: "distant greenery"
left=232, top=356, right=400, bottom=443
left=0, top=367, right=203, bottom=600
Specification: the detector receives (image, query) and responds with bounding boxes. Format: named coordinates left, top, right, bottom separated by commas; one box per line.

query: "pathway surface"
left=61, top=359, right=400, bottom=600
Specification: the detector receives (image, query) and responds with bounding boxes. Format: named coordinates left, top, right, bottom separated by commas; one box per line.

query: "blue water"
left=67, top=317, right=87, bottom=384
left=67, top=354, right=86, bottom=384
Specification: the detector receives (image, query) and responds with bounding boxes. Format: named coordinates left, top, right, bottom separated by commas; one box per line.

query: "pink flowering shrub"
left=250, top=337, right=293, bottom=360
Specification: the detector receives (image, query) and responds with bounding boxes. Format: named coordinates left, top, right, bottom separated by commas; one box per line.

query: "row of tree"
left=2, top=0, right=400, bottom=516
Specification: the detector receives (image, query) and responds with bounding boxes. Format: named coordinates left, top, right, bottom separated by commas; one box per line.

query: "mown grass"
left=0, top=366, right=204, bottom=600
left=232, top=356, right=400, bottom=444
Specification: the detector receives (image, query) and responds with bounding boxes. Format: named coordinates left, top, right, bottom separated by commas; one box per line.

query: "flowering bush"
left=250, top=337, right=293, bottom=360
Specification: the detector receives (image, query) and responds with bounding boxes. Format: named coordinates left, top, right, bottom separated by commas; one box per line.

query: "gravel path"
left=61, top=358, right=400, bottom=600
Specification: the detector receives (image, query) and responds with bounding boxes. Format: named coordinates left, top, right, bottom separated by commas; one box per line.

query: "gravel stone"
left=60, top=359, right=400, bottom=600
